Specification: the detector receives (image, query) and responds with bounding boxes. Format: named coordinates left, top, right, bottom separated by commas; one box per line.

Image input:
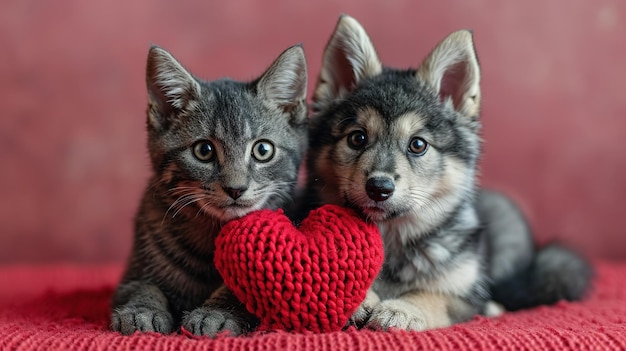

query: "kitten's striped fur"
left=111, top=44, right=308, bottom=336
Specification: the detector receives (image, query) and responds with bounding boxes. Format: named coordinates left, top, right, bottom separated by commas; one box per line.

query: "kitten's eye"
left=192, top=141, right=216, bottom=162
left=347, top=130, right=367, bottom=149
left=252, top=140, right=275, bottom=162
left=408, top=137, right=428, bottom=156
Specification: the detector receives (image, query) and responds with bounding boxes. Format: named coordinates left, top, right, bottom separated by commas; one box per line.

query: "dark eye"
left=192, top=141, right=216, bottom=162
left=408, top=137, right=428, bottom=156
left=252, top=140, right=275, bottom=162
left=347, top=130, right=367, bottom=149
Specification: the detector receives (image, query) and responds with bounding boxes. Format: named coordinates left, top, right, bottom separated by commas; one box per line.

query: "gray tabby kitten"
left=110, top=44, right=308, bottom=337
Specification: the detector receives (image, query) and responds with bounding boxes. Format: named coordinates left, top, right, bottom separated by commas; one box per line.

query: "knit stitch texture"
left=215, top=204, right=384, bottom=333
left=0, top=262, right=625, bottom=350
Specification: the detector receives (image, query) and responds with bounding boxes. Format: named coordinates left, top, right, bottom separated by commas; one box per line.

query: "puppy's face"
left=312, top=76, right=477, bottom=227
left=309, top=16, right=481, bottom=230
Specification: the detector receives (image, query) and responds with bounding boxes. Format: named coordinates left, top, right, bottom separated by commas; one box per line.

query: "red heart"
left=215, top=204, right=383, bottom=333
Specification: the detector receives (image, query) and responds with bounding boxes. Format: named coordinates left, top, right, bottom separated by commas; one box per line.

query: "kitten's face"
left=145, top=46, right=307, bottom=222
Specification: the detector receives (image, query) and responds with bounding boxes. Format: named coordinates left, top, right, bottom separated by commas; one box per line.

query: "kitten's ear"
left=417, top=30, right=481, bottom=119
left=145, top=45, right=202, bottom=129
left=257, top=44, right=307, bottom=117
left=313, top=15, right=382, bottom=112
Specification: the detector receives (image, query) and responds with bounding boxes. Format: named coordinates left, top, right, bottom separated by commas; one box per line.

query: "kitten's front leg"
left=111, top=281, right=174, bottom=335
left=366, top=291, right=479, bottom=331
left=347, top=288, right=380, bottom=328
left=182, top=284, right=259, bottom=337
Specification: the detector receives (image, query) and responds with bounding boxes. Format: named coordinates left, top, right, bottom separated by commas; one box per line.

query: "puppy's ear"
left=257, top=44, right=307, bottom=122
left=417, top=30, right=481, bottom=119
left=146, top=45, right=202, bottom=131
left=313, top=15, right=382, bottom=112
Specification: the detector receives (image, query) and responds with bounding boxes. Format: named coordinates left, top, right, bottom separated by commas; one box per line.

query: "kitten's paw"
left=365, top=299, right=427, bottom=331
left=111, top=306, right=174, bottom=335
left=348, top=289, right=381, bottom=328
left=182, top=307, right=245, bottom=337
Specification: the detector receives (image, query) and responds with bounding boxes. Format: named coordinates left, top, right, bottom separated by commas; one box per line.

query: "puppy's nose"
left=365, top=177, right=395, bottom=202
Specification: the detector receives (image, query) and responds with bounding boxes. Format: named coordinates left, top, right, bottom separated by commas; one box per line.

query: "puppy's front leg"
left=366, top=291, right=479, bottom=331
left=347, top=288, right=381, bottom=328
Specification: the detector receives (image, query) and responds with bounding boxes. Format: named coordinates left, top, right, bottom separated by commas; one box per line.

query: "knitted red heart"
left=214, top=204, right=383, bottom=333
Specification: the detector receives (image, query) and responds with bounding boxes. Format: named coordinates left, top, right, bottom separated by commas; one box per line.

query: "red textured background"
left=1, top=0, right=625, bottom=263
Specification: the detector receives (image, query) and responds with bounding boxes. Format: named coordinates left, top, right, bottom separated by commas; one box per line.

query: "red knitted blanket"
left=1, top=262, right=625, bottom=351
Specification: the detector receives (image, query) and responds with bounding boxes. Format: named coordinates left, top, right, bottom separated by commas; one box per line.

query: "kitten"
left=110, top=44, right=308, bottom=337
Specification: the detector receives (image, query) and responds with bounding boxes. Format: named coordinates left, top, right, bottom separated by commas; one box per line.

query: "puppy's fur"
left=303, top=15, right=592, bottom=331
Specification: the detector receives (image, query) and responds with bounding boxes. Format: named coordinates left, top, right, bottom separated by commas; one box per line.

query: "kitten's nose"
left=224, top=186, right=247, bottom=200
left=366, top=177, right=395, bottom=202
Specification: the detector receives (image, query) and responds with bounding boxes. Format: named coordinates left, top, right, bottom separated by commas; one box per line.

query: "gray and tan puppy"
left=303, top=15, right=592, bottom=331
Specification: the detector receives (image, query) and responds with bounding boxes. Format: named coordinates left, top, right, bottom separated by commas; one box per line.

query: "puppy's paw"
left=484, top=300, right=505, bottom=317
left=365, top=299, right=427, bottom=331
left=111, top=306, right=174, bottom=335
left=182, top=307, right=245, bottom=337
left=348, top=289, right=381, bottom=328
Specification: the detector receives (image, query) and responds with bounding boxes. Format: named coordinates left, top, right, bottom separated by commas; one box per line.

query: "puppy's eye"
left=252, top=140, right=275, bottom=162
left=347, top=130, right=367, bottom=149
left=193, top=140, right=216, bottom=162
left=408, top=137, right=428, bottom=156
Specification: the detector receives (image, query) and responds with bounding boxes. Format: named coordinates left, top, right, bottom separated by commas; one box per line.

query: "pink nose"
left=225, top=187, right=247, bottom=200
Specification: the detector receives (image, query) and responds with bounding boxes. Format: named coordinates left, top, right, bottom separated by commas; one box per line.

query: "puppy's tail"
left=491, top=244, right=593, bottom=311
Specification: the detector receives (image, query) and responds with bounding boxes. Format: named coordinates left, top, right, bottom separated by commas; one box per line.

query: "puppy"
left=302, top=15, right=592, bottom=331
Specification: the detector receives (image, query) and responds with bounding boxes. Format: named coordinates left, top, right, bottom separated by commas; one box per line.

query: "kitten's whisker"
left=195, top=200, right=212, bottom=218
left=171, top=195, right=208, bottom=218
left=161, top=190, right=208, bottom=224
left=168, top=186, right=199, bottom=193
left=168, top=193, right=197, bottom=211
left=163, top=193, right=195, bottom=223
left=265, top=185, right=293, bottom=204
